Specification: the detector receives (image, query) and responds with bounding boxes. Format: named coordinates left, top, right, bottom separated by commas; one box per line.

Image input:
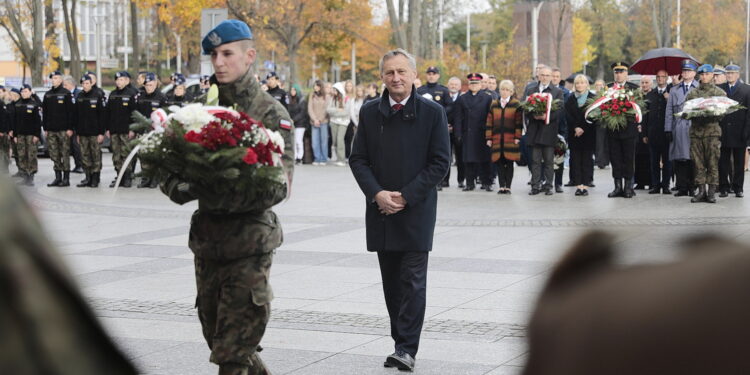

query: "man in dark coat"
left=606, top=62, right=641, bottom=198
left=418, top=66, right=453, bottom=189
left=350, top=48, right=450, bottom=373
left=454, top=73, right=494, bottom=191
left=42, top=71, right=74, bottom=187
left=718, top=64, right=750, bottom=198
left=524, top=66, right=564, bottom=195
left=447, top=76, right=465, bottom=188
left=645, top=70, right=673, bottom=194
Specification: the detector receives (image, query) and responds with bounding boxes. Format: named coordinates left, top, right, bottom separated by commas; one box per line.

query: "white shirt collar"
left=388, top=95, right=408, bottom=107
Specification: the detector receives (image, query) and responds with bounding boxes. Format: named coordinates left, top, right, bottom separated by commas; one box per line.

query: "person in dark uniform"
left=165, top=75, right=193, bottom=107
left=106, top=71, right=139, bottom=188
left=74, top=75, right=105, bottom=188
left=447, top=76, right=465, bottom=188
left=718, top=64, right=750, bottom=198
left=7, top=88, right=21, bottom=176
left=525, top=66, right=564, bottom=195
left=62, top=75, right=84, bottom=173
left=454, top=73, right=494, bottom=191
left=42, top=71, right=75, bottom=187
left=265, top=71, right=288, bottom=109
left=0, top=86, right=9, bottom=173
left=605, top=62, right=640, bottom=198
left=84, top=71, right=106, bottom=98
left=665, top=60, right=699, bottom=197
left=10, top=85, right=41, bottom=186
left=645, top=70, right=673, bottom=194
left=417, top=66, right=453, bottom=189
left=135, top=72, right=167, bottom=188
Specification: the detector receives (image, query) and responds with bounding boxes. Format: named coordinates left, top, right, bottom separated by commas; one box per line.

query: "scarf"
left=575, top=91, right=588, bottom=107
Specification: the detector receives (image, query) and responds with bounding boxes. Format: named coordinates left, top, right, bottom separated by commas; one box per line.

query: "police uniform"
left=265, top=72, right=288, bottom=109
left=74, top=76, right=106, bottom=188
left=605, top=62, right=641, bottom=198
left=135, top=73, right=168, bottom=189
left=42, top=71, right=75, bottom=187
left=454, top=73, right=494, bottom=191
left=11, top=85, right=42, bottom=186
left=161, top=20, right=294, bottom=375
left=417, top=66, right=454, bottom=188
left=687, top=64, right=727, bottom=203
left=106, top=71, right=139, bottom=188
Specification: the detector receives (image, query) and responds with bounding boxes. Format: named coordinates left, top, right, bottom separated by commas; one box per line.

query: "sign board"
left=117, top=46, right=133, bottom=54
left=200, top=8, right=229, bottom=76
left=100, top=58, right=119, bottom=69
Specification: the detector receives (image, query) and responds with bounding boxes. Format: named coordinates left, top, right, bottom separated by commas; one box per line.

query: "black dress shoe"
left=575, top=189, right=582, bottom=196
left=482, top=184, right=493, bottom=192
left=544, top=189, right=553, bottom=195
left=634, top=184, right=645, bottom=190
left=662, top=187, right=671, bottom=194
left=528, top=189, right=540, bottom=195
left=555, top=185, right=563, bottom=193
left=737, top=191, right=744, bottom=198
left=458, top=182, right=465, bottom=189
left=564, top=181, right=575, bottom=187
left=719, top=190, right=729, bottom=198
left=589, top=183, right=596, bottom=187
left=581, top=189, right=589, bottom=196
left=441, top=181, right=449, bottom=187
left=384, top=351, right=415, bottom=372
left=648, top=188, right=661, bottom=194
left=497, top=189, right=504, bottom=195
left=462, top=185, right=475, bottom=191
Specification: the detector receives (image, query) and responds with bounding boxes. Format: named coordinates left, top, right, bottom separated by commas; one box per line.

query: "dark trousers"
left=452, top=133, right=465, bottom=184
left=70, top=133, right=82, bottom=168
left=719, top=147, right=746, bottom=193
left=377, top=251, right=429, bottom=358
left=465, top=162, right=491, bottom=187
left=344, top=121, right=355, bottom=159
left=673, top=159, right=695, bottom=192
left=595, top=126, right=610, bottom=168
left=608, top=136, right=636, bottom=179
left=442, top=134, right=454, bottom=186
left=570, top=148, right=594, bottom=186
left=634, top=149, right=651, bottom=187
left=531, top=145, right=554, bottom=190
left=495, top=157, right=514, bottom=189
left=554, top=162, right=564, bottom=186
left=649, top=142, right=672, bottom=189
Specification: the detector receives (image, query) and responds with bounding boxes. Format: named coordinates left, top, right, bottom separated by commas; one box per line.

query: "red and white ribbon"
left=585, top=89, right=642, bottom=123
left=528, top=93, right=554, bottom=124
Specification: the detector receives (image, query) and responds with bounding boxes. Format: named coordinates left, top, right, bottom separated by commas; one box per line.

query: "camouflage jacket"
left=161, top=67, right=294, bottom=261
left=686, top=82, right=726, bottom=138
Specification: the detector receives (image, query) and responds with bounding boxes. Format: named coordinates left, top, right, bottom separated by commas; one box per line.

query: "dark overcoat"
left=565, top=92, right=596, bottom=150
left=718, top=82, right=750, bottom=148
left=644, top=86, right=670, bottom=147
left=454, top=90, right=493, bottom=162
left=525, top=83, right=564, bottom=147
left=350, top=87, right=451, bottom=252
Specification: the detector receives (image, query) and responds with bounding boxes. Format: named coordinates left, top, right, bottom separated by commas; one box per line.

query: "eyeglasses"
left=468, top=81, right=481, bottom=84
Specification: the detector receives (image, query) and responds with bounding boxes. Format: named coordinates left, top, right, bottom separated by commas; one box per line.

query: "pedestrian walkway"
left=24, top=157, right=750, bottom=374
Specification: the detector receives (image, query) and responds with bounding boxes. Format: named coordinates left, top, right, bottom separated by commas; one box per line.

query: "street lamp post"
left=531, top=1, right=544, bottom=75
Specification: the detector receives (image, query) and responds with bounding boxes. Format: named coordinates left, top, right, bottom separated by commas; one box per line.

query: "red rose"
left=184, top=131, right=202, bottom=144
left=612, top=105, right=620, bottom=110
left=625, top=102, right=633, bottom=108
left=242, top=148, right=258, bottom=165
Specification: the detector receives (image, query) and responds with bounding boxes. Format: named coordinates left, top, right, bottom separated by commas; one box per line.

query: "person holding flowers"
left=158, top=20, right=294, bottom=375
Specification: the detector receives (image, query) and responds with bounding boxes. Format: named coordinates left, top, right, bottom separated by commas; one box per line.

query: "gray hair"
left=498, top=79, right=514, bottom=91
left=62, top=75, right=75, bottom=85
left=448, top=76, right=462, bottom=84
left=379, top=48, right=417, bottom=74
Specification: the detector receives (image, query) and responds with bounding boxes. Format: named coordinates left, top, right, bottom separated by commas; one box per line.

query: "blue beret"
left=202, top=20, right=253, bottom=55
left=713, top=66, right=726, bottom=74
left=681, top=59, right=697, bottom=71
left=697, top=64, right=714, bottom=74
left=115, top=71, right=131, bottom=79
left=48, top=70, right=62, bottom=79
left=726, top=64, right=741, bottom=72
left=143, top=72, right=157, bottom=83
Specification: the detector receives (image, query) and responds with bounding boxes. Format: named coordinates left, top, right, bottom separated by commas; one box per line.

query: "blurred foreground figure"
left=0, top=176, right=137, bottom=375
left=524, top=231, right=750, bottom=375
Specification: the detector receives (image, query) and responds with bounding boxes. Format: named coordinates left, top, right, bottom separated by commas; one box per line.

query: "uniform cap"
left=611, top=62, right=629, bottom=71
left=10, top=87, right=21, bottom=94
left=202, top=19, right=253, bottom=55
left=266, top=71, right=278, bottom=80
left=20, top=84, right=32, bottom=91
left=697, top=64, right=714, bottom=74
left=80, top=75, right=93, bottom=83
left=726, top=64, right=741, bottom=72
left=200, top=75, right=210, bottom=81
left=48, top=70, right=62, bottom=79
left=467, top=73, right=482, bottom=82
left=681, top=59, right=698, bottom=71
left=115, top=71, right=131, bottom=79
left=426, top=66, right=440, bottom=74
left=713, top=65, right=726, bottom=74
left=143, top=72, right=157, bottom=83
left=174, top=76, right=186, bottom=86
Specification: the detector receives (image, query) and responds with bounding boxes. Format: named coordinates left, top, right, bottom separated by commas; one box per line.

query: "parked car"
left=161, top=79, right=202, bottom=99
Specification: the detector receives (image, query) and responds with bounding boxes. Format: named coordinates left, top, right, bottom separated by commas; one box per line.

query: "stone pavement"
left=19, top=156, right=750, bottom=375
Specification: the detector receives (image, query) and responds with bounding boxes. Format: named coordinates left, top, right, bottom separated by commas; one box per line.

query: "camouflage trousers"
left=79, top=136, right=102, bottom=173
left=16, top=135, right=38, bottom=174
left=690, top=136, right=721, bottom=185
left=0, top=135, right=9, bottom=173
left=48, top=131, right=71, bottom=171
left=194, top=254, right=273, bottom=374
left=110, top=133, right=131, bottom=172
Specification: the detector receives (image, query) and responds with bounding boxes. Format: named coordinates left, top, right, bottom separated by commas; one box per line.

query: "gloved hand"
left=665, top=131, right=673, bottom=143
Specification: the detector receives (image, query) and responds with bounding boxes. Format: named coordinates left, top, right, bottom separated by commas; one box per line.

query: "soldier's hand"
left=97, top=135, right=104, bottom=144
left=76, top=136, right=80, bottom=144
left=32, top=136, right=39, bottom=144
left=66, top=130, right=73, bottom=137
left=575, top=127, right=584, bottom=137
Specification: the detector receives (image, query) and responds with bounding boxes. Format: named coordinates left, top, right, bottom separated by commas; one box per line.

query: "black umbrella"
left=631, top=48, right=700, bottom=76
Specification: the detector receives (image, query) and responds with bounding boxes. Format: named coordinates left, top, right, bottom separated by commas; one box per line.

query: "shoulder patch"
left=279, top=119, right=292, bottom=130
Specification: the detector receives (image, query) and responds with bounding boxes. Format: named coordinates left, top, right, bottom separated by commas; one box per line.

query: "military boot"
left=47, top=171, right=62, bottom=187
left=77, top=173, right=90, bottom=188
left=25, top=173, right=34, bottom=186
left=691, top=185, right=707, bottom=203
left=137, top=177, right=150, bottom=188
left=89, top=172, right=100, bottom=188
left=706, top=185, right=717, bottom=203
left=148, top=176, right=159, bottom=188
left=60, top=171, right=70, bottom=187
left=218, top=363, right=249, bottom=375
left=120, top=172, right=133, bottom=188
left=608, top=179, right=623, bottom=198
left=623, top=181, right=635, bottom=198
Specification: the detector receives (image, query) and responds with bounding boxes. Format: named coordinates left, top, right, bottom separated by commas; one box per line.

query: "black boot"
left=72, top=165, right=84, bottom=173
left=691, top=185, right=707, bottom=203
left=121, top=172, right=133, bottom=188
left=89, top=172, right=100, bottom=188
left=77, top=173, right=90, bottom=187
left=148, top=176, right=159, bottom=188
left=608, top=179, right=623, bottom=198
left=47, top=171, right=62, bottom=187
left=623, top=181, right=635, bottom=198
left=25, top=173, right=34, bottom=186
left=60, top=171, right=70, bottom=187
left=137, top=177, right=150, bottom=188
left=110, top=170, right=119, bottom=188
left=706, top=185, right=717, bottom=203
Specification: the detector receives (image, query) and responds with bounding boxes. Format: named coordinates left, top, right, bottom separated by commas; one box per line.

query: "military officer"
left=106, top=71, right=139, bottom=188
left=717, top=64, right=750, bottom=198
left=265, top=71, right=288, bottom=109
left=686, top=64, right=726, bottom=203
left=135, top=72, right=167, bottom=188
left=42, top=71, right=75, bottom=187
left=605, top=62, right=641, bottom=198
left=665, top=60, right=699, bottom=197
left=10, top=85, right=41, bottom=186
left=417, top=66, right=453, bottom=189
left=160, top=19, right=294, bottom=375
left=454, top=73, right=494, bottom=191
left=74, top=75, right=105, bottom=188
left=165, top=75, right=193, bottom=107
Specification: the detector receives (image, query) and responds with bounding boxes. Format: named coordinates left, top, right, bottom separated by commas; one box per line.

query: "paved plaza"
left=21, top=156, right=750, bottom=375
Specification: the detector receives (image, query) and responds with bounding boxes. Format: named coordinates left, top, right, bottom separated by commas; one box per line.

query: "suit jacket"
left=350, top=87, right=451, bottom=252
left=524, top=83, right=564, bottom=147
left=644, top=86, right=670, bottom=146
left=719, top=82, right=750, bottom=148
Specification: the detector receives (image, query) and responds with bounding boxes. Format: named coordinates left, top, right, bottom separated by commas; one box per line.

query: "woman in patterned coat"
left=486, top=80, right=523, bottom=194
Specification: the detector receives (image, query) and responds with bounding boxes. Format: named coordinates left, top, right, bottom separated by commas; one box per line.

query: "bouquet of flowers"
left=124, top=103, right=287, bottom=200
left=554, top=134, right=568, bottom=168
left=519, top=93, right=562, bottom=124
left=585, top=88, right=645, bottom=131
left=675, top=96, right=744, bottom=120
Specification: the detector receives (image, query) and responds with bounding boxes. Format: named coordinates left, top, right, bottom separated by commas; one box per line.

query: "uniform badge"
left=279, top=119, right=292, bottom=131
left=208, top=32, right=222, bottom=47
left=435, top=95, right=441, bottom=101
left=58, top=101, right=63, bottom=104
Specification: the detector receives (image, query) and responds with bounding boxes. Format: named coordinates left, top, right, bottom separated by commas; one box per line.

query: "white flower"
left=268, top=130, right=285, bottom=151
left=170, top=103, right=216, bottom=133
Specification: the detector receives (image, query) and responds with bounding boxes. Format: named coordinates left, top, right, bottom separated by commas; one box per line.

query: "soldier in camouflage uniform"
left=0, top=176, right=138, bottom=375
left=160, top=20, right=294, bottom=375
left=686, top=64, right=727, bottom=203
left=106, top=71, right=140, bottom=188
left=42, top=71, right=75, bottom=187
left=74, top=75, right=106, bottom=188
left=11, top=85, right=41, bottom=186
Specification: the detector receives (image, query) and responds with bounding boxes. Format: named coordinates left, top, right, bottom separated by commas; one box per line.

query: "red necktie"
left=392, top=103, right=404, bottom=111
